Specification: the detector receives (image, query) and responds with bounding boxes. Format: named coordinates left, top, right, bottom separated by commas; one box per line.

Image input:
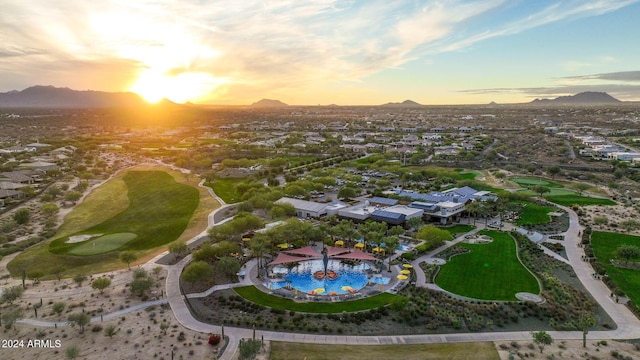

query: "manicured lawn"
left=234, top=286, right=399, bottom=313
left=67, top=233, right=137, bottom=255
left=519, top=188, right=577, bottom=197
left=441, top=224, right=475, bottom=238
left=49, top=171, right=199, bottom=254
left=511, top=177, right=562, bottom=188
left=435, top=230, right=539, bottom=300
left=8, top=166, right=216, bottom=278
left=206, top=177, right=244, bottom=203
left=270, top=342, right=499, bottom=360
left=545, top=194, right=616, bottom=206
left=516, top=202, right=556, bottom=226
left=591, top=231, right=640, bottom=305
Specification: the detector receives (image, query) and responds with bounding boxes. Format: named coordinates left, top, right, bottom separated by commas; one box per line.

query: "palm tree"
left=465, top=201, right=482, bottom=225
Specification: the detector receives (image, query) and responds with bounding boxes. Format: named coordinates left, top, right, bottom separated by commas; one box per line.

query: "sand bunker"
left=66, top=234, right=102, bottom=244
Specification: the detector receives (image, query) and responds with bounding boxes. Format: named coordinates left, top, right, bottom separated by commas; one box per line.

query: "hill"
left=381, top=99, right=423, bottom=107
left=251, top=99, right=288, bottom=107
left=0, top=85, right=151, bottom=108
left=530, top=91, right=621, bottom=105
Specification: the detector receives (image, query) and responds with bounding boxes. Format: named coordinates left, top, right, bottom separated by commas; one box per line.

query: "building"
left=275, top=197, right=328, bottom=218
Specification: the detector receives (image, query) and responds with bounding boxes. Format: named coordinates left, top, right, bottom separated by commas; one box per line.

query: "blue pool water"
left=397, top=244, right=412, bottom=252
left=269, top=259, right=372, bottom=295
left=369, top=276, right=391, bottom=285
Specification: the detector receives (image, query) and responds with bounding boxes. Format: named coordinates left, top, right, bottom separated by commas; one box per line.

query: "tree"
left=337, top=186, right=357, bottom=201
left=465, top=201, right=482, bottom=225
left=130, top=276, right=154, bottom=297
left=104, top=324, right=117, bottom=339
left=576, top=313, right=596, bottom=348
left=383, top=236, right=400, bottom=271
left=64, top=191, right=82, bottom=204
left=2, top=307, right=23, bottom=331
left=28, top=270, right=44, bottom=285
left=0, top=285, right=24, bottom=304
left=52, top=301, right=66, bottom=316
left=416, top=226, right=451, bottom=247
left=119, top=251, right=137, bottom=269
left=616, top=244, right=640, bottom=264
left=91, top=277, right=112, bottom=294
left=168, top=241, right=189, bottom=261
left=51, top=266, right=66, bottom=282
left=532, top=330, right=553, bottom=353
left=73, top=274, right=87, bottom=287
left=46, top=185, right=63, bottom=199
left=215, top=256, right=241, bottom=278
left=406, top=216, right=423, bottom=231
left=532, top=185, right=551, bottom=198
left=67, top=312, right=91, bottom=333
left=547, top=166, right=561, bottom=179
left=159, top=321, right=170, bottom=335
left=182, top=261, right=214, bottom=284
left=573, top=183, right=590, bottom=195
left=238, top=339, right=262, bottom=360
left=40, top=202, right=59, bottom=217
left=13, top=208, right=31, bottom=225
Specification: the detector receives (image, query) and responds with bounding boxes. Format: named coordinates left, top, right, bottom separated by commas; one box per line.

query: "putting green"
left=67, top=233, right=137, bottom=256
left=510, top=177, right=559, bottom=187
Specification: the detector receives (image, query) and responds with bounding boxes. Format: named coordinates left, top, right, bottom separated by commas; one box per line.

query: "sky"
left=1, top=0, right=640, bottom=105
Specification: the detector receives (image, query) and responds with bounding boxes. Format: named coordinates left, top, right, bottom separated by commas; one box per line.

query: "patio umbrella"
left=402, top=264, right=413, bottom=269
left=400, top=269, right=411, bottom=275
left=341, top=285, right=353, bottom=291
left=397, top=275, right=408, bottom=280
left=314, top=288, right=325, bottom=294
left=354, top=243, right=365, bottom=249
left=329, top=291, right=338, bottom=296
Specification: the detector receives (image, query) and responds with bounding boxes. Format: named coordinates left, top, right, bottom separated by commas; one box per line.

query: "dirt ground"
left=582, top=204, right=640, bottom=236
left=495, top=339, right=639, bottom=360
left=0, top=267, right=225, bottom=360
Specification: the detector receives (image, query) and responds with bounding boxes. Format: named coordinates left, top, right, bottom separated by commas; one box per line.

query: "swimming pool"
left=369, top=276, right=391, bottom=285
left=397, top=244, right=412, bottom=252
left=270, top=259, right=372, bottom=295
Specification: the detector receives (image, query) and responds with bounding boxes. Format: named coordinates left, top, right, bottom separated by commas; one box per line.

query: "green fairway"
left=234, top=286, right=399, bottom=313
left=49, top=171, right=199, bottom=255
left=511, top=177, right=562, bottom=188
left=206, top=177, right=244, bottom=203
left=435, top=230, right=539, bottom=300
left=516, top=202, right=556, bottom=226
left=270, top=341, right=500, bottom=360
left=545, top=194, right=616, bottom=206
left=591, top=231, right=640, bottom=305
left=67, top=233, right=137, bottom=256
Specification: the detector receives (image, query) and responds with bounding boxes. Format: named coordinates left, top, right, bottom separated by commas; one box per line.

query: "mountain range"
left=0, top=85, right=151, bottom=108
left=529, top=91, right=621, bottom=105
left=381, top=99, right=423, bottom=107
left=0, top=86, right=626, bottom=108
left=251, top=99, right=289, bottom=107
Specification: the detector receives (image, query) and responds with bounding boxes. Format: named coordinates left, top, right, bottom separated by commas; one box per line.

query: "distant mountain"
left=381, top=99, right=423, bottom=107
left=530, top=91, right=621, bottom=105
left=251, top=99, right=288, bottom=107
left=0, top=85, right=151, bottom=108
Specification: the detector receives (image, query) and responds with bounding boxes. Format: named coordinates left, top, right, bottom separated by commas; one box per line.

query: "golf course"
left=8, top=167, right=216, bottom=278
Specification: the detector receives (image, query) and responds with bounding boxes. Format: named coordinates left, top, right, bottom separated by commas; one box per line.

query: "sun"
left=130, top=69, right=227, bottom=104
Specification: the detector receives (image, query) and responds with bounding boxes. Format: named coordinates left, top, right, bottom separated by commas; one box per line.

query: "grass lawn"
left=519, top=188, right=577, bottom=197
left=441, top=224, right=475, bottom=238
left=545, top=194, right=616, bottom=206
left=49, top=171, right=199, bottom=254
left=8, top=166, right=214, bottom=278
left=435, top=230, right=539, bottom=300
left=516, top=202, right=556, bottom=226
left=234, top=286, right=399, bottom=313
left=511, top=177, right=562, bottom=188
left=591, top=231, right=640, bottom=305
left=206, top=177, right=244, bottom=203
left=270, top=342, right=499, bottom=360
left=67, top=233, right=137, bottom=256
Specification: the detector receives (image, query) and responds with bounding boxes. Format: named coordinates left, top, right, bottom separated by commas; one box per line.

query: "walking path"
left=14, top=183, right=640, bottom=359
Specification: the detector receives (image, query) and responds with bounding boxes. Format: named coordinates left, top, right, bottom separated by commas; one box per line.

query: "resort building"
left=275, top=197, right=328, bottom=218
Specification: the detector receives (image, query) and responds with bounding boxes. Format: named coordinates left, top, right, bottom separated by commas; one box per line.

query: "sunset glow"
left=1, top=1, right=640, bottom=104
